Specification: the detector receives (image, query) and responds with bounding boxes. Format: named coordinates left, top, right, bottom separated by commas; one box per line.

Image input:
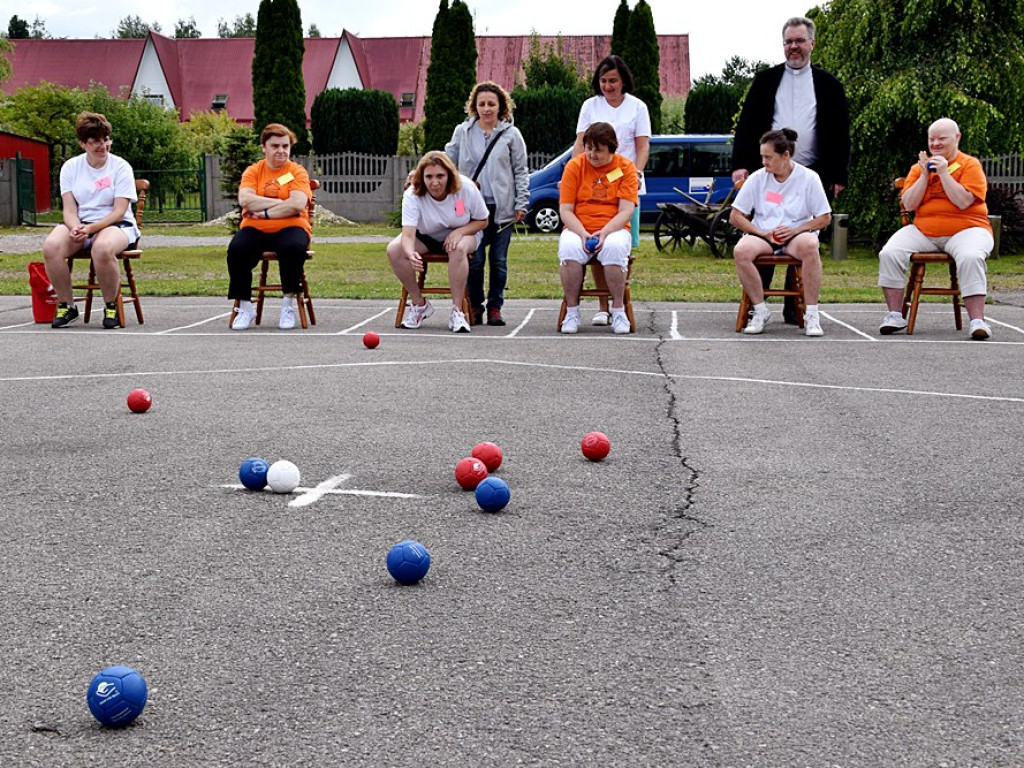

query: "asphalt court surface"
left=2, top=295, right=1024, bottom=766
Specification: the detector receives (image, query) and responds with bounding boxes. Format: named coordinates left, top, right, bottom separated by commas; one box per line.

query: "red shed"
left=0, top=132, right=52, bottom=212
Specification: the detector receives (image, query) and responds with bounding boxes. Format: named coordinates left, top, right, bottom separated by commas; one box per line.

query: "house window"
left=143, top=94, right=165, bottom=107
left=400, top=92, right=414, bottom=108
left=212, top=94, right=228, bottom=112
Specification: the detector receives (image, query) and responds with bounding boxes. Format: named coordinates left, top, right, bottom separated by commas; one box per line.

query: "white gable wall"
left=325, top=37, right=363, bottom=90
left=132, top=38, right=175, bottom=108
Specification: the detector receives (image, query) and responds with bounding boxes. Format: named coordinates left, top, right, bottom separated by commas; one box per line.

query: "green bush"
left=311, top=88, right=399, bottom=155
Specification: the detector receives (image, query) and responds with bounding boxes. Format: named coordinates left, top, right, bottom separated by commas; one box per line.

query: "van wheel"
left=528, top=203, right=561, bottom=233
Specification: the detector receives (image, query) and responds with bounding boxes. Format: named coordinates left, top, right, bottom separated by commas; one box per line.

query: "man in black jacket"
left=731, top=16, right=850, bottom=323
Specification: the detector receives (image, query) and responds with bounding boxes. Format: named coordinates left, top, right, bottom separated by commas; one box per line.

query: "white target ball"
left=266, top=460, right=301, bottom=493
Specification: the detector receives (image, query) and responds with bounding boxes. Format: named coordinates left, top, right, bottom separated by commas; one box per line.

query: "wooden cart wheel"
left=654, top=211, right=698, bottom=252
left=708, top=206, right=741, bottom=259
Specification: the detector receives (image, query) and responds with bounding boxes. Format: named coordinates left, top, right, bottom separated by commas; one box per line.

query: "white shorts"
left=558, top=229, right=631, bottom=270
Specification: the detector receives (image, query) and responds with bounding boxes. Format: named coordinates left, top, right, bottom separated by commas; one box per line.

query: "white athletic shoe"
left=611, top=312, right=631, bottom=334
left=804, top=310, right=824, bottom=337
left=970, top=318, right=992, bottom=340
left=279, top=303, right=296, bottom=330
left=560, top=313, right=580, bottom=334
left=402, top=300, right=434, bottom=329
left=743, top=308, right=771, bottom=335
left=232, top=306, right=256, bottom=330
left=592, top=311, right=610, bottom=326
left=879, top=311, right=908, bottom=335
left=448, top=306, right=471, bottom=333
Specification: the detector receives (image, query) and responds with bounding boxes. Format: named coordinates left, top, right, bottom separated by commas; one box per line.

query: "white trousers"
left=878, top=225, right=992, bottom=297
left=558, top=228, right=632, bottom=270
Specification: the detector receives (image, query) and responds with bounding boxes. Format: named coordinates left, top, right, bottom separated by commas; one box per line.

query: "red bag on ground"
left=28, top=261, right=59, bottom=323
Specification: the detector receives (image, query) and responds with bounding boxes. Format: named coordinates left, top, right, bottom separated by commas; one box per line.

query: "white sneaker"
left=804, top=311, right=824, bottom=337
left=232, top=306, right=256, bottom=330
left=560, top=313, right=580, bottom=334
left=611, top=312, right=631, bottom=334
left=401, top=300, right=434, bottom=329
left=448, top=306, right=471, bottom=333
left=879, top=311, right=908, bottom=335
left=970, top=318, right=992, bottom=340
left=592, top=311, right=610, bottom=326
left=743, top=309, right=771, bottom=335
left=279, top=303, right=296, bottom=330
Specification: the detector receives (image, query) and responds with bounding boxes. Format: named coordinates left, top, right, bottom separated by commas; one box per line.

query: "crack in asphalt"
left=648, top=309, right=710, bottom=584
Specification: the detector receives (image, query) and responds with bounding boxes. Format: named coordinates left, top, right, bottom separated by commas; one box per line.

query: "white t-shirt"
left=59, top=152, right=139, bottom=240
left=402, top=174, right=489, bottom=247
left=732, top=162, right=830, bottom=232
left=773, top=66, right=818, bottom=167
left=575, top=94, right=652, bottom=164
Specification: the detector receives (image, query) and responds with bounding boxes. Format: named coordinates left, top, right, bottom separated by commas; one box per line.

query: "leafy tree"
left=610, top=0, right=630, bottom=57
left=311, top=88, right=399, bottom=155
left=521, top=34, right=586, bottom=90
left=398, top=121, right=426, bottom=156
left=183, top=110, right=241, bottom=158
left=511, top=35, right=589, bottom=154
left=622, top=0, right=661, bottom=133
left=218, top=126, right=261, bottom=229
left=252, top=0, right=309, bottom=153
left=217, top=14, right=257, bottom=38
left=423, top=0, right=477, bottom=151
left=661, top=95, right=685, bottom=134
left=7, top=15, right=30, bottom=39
left=174, top=17, right=202, bottom=38
left=308, top=24, right=321, bottom=38
left=814, top=0, right=1024, bottom=239
left=113, top=15, right=161, bottom=38
left=689, top=56, right=768, bottom=133
left=0, top=38, right=11, bottom=86
left=29, top=17, right=50, bottom=39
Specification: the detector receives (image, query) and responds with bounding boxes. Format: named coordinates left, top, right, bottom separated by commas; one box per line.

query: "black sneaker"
left=102, top=303, right=119, bottom=329
left=51, top=303, right=80, bottom=328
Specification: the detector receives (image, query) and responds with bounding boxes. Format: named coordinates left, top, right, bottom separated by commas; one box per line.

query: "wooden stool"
left=394, top=253, right=473, bottom=328
left=901, top=252, right=961, bottom=334
left=735, top=254, right=805, bottom=332
left=556, top=256, right=636, bottom=333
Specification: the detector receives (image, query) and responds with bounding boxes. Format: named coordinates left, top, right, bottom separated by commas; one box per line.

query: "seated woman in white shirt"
left=729, top=128, right=832, bottom=337
left=387, top=151, right=488, bottom=333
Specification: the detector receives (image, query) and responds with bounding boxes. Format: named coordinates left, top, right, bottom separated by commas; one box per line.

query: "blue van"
left=526, top=134, right=735, bottom=232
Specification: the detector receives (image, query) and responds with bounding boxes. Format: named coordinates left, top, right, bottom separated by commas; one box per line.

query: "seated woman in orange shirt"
left=557, top=122, right=638, bottom=335
left=227, top=123, right=312, bottom=330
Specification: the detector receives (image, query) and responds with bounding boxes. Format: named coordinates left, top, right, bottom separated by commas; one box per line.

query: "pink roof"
left=5, top=38, right=145, bottom=96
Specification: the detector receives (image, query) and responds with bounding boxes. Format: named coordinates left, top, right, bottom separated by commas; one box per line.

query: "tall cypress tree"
left=624, top=0, right=662, bottom=133
left=423, top=0, right=478, bottom=151
left=252, top=0, right=309, bottom=154
left=610, top=0, right=630, bottom=57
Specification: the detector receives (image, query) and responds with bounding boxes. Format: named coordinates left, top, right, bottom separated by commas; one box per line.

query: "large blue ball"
left=386, top=540, right=431, bottom=585
left=239, top=457, right=269, bottom=490
left=475, top=477, right=510, bottom=513
left=87, top=666, right=148, bottom=727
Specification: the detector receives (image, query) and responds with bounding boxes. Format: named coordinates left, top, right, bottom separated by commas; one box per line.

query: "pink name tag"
left=454, top=199, right=466, bottom=216
left=94, top=177, right=112, bottom=191
left=765, top=191, right=784, bottom=204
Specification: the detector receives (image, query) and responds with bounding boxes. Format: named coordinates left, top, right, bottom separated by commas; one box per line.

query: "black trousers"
left=227, top=226, right=309, bottom=301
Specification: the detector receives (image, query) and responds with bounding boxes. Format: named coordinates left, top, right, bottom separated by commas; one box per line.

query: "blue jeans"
left=468, top=204, right=512, bottom=310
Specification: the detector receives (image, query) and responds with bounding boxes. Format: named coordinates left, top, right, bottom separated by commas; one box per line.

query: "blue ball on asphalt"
left=387, top=540, right=431, bottom=585
left=475, top=477, right=510, bottom=513
left=87, top=666, right=148, bottom=727
left=239, top=457, right=269, bottom=490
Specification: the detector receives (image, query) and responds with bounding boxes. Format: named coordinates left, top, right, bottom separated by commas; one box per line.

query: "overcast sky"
left=14, top=0, right=802, bottom=79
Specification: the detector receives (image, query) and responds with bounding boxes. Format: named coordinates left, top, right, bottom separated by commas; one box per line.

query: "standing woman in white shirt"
left=43, top=112, right=140, bottom=329
left=572, top=55, right=651, bottom=325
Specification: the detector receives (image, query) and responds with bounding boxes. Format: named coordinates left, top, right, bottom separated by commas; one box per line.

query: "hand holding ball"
left=585, top=236, right=600, bottom=253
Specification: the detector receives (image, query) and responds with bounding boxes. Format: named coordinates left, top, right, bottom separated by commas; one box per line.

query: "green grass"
left=3, top=225, right=1023, bottom=301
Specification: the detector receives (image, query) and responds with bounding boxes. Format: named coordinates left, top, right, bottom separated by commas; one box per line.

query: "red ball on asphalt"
left=472, top=441, right=503, bottom=472
left=127, top=388, right=152, bottom=413
left=581, top=431, right=611, bottom=461
left=455, top=457, right=489, bottom=490
left=363, top=332, right=380, bottom=349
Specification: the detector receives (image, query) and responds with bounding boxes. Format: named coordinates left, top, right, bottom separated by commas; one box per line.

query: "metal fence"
left=134, top=166, right=206, bottom=223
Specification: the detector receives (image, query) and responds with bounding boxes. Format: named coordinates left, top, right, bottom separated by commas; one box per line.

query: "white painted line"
left=669, top=311, right=683, bottom=340
left=0, top=320, right=37, bottom=331
left=988, top=316, right=1024, bottom=335
left=289, top=473, right=351, bottom=507
left=156, top=312, right=232, bottom=334
left=505, top=308, right=536, bottom=337
left=820, top=310, right=876, bottom=341
left=221, top=482, right=424, bottom=500
left=337, top=308, right=391, bottom=335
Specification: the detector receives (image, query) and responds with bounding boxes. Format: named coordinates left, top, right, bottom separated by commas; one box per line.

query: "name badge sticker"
left=947, top=162, right=961, bottom=174
left=454, top=199, right=466, bottom=216
left=276, top=172, right=295, bottom=184
left=605, top=167, right=624, bottom=183
left=94, top=177, right=112, bottom=191
left=766, top=191, right=784, bottom=204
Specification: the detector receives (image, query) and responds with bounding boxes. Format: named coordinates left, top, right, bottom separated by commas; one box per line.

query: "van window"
left=690, top=143, right=733, bottom=176
left=646, top=144, right=688, bottom=177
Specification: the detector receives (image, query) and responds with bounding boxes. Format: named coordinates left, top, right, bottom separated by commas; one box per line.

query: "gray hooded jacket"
left=445, top=117, right=530, bottom=225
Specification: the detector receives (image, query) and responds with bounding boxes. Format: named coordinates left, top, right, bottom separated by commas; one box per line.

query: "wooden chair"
left=556, top=255, right=637, bottom=333
left=229, top=179, right=319, bottom=329
left=735, top=254, right=806, bottom=332
left=394, top=252, right=474, bottom=328
left=67, top=178, right=149, bottom=327
left=894, top=177, right=961, bottom=335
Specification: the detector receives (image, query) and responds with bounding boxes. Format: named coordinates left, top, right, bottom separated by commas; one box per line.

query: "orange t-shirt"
left=239, top=159, right=312, bottom=236
left=559, top=153, right=638, bottom=234
left=904, top=151, right=990, bottom=237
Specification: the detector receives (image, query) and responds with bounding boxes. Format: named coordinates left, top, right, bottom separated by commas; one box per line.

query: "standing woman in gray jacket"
left=446, top=81, right=530, bottom=326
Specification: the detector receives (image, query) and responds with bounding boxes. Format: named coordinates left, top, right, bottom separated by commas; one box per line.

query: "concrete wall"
left=0, top=159, right=17, bottom=226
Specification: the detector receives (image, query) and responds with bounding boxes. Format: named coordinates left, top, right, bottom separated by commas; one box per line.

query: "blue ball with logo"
left=475, top=477, right=510, bottom=513
left=239, top=457, right=269, bottom=490
left=87, top=666, right=148, bottom=727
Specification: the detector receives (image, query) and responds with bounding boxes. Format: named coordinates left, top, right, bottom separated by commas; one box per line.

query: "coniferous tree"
left=311, top=88, right=399, bottom=155
left=610, top=0, right=630, bottom=57
left=7, top=15, right=30, bottom=39
left=623, top=0, right=662, bottom=133
left=252, top=0, right=309, bottom=154
left=423, top=0, right=477, bottom=151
